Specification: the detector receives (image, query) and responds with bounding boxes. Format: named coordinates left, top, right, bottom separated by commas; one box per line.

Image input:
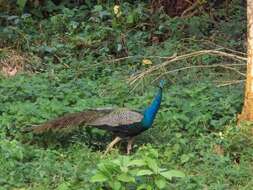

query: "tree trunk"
left=238, top=0, right=253, bottom=122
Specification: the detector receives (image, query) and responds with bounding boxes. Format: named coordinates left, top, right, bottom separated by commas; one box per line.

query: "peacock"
left=27, top=80, right=165, bottom=155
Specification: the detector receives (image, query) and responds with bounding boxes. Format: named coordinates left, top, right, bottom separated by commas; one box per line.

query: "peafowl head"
left=141, top=79, right=164, bottom=129
left=158, top=79, right=165, bottom=89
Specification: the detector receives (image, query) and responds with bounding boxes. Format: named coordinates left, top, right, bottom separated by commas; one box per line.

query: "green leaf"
left=160, top=170, right=185, bottom=180
left=109, top=181, right=121, bottom=190
left=94, top=5, right=103, bottom=12
left=149, top=148, right=159, bottom=158
left=112, top=159, right=121, bottom=166
left=57, top=182, right=70, bottom=190
left=128, top=159, right=146, bottom=167
left=17, top=0, right=27, bottom=11
left=180, top=154, right=191, bottom=164
left=155, top=178, right=167, bottom=189
left=127, top=14, right=134, bottom=24
left=90, top=172, right=108, bottom=182
left=136, top=169, right=153, bottom=176
left=137, top=184, right=153, bottom=190
left=117, top=173, right=135, bottom=183
left=146, top=157, right=159, bottom=173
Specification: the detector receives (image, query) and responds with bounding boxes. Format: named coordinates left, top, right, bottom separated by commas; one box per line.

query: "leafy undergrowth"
left=1, top=1, right=252, bottom=189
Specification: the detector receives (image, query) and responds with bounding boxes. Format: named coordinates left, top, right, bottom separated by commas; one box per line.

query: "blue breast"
left=141, top=87, right=162, bottom=129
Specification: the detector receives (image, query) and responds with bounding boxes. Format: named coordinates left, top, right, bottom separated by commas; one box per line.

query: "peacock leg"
left=127, top=137, right=135, bottom=155
left=103, top=137, right=122, bottom=155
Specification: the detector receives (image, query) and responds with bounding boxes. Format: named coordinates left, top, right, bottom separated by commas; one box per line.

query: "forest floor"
left=0, top=1, right=253, bottom=189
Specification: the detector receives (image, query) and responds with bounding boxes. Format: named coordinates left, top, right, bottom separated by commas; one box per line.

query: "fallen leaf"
left=142, top=59, right=152, bottom=65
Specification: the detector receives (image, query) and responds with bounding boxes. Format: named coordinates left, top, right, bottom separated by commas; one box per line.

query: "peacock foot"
left=103, top=136, right=121, bottom=156
left=127, top=137, right=135, bottom=155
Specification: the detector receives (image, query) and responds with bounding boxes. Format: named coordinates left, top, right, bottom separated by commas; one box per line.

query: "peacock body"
left=28, top=80, right=164, bottom=154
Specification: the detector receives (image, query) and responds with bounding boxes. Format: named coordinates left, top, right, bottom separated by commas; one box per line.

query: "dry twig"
left=128, top=49, right=247, bottom=85
left=215, top=80, right=245, bottom=87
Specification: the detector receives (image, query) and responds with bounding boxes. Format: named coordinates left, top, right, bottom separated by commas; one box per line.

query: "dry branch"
left=160, top=64, right=245, bottom=76
left=214, top=80, right=245, bottom=87
left=128, top=49, right=247, bottom=85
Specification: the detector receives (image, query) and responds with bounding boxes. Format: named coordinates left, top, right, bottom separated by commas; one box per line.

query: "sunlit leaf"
left=117, top=173, right=135, bottom=183
left=160, top=170, right=185, bottom=180
left=155, top=177, right=167, bottom=189
left=90, top=172, right=108, bottom=182
left=109, top=181, right=121, bottom=190
left=136, top=169, right=153, bottom=176
left=146, top=157, right=159, bottom=173
left=128, top=159, right=146, bottom=167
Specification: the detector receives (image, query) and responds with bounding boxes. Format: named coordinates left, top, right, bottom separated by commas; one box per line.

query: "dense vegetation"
left=0, top=0, right=252, bottom=189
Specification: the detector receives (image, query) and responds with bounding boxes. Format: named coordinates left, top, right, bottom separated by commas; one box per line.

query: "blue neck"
left=141, top=87, right=162, bottom=129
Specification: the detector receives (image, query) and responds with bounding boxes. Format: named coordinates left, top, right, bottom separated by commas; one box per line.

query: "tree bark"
left=238, top=0, right=253, bottom=122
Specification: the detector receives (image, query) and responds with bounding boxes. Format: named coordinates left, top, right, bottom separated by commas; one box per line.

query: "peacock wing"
left=30, top=108, right=114, bottom=133
left=89, top=108, right=143, bottom=127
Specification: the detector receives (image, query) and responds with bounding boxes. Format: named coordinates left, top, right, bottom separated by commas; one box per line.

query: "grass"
left=0, top=1, right=252, bottom=189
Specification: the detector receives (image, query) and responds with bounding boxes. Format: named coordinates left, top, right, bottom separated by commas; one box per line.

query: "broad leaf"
left=155, top=177, right=167, bottom=189
left=180, top=154, right=191, bottom=164
left=137, top=184, right=153, bottom=190
left=90, top=172, right=108, bottom=182
left=128, top=159, right=146, bottom=167
left=109, top=181, right=121, bottom=190
left=127, top=14, right=134, bottom=24
left=146, top=157, right=159, bottom=173
left=117, top=173, right=135, bottom=183
left=136, top=169, right=153, bottom=176
left=161, top=170, right=185, bottom=180
left=17, top=0, right=27, bottom=11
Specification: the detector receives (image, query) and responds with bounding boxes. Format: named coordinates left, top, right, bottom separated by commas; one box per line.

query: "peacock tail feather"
left=30, top=108, right=112, bottom=133
left=28, top=108, right=143, bottom=134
